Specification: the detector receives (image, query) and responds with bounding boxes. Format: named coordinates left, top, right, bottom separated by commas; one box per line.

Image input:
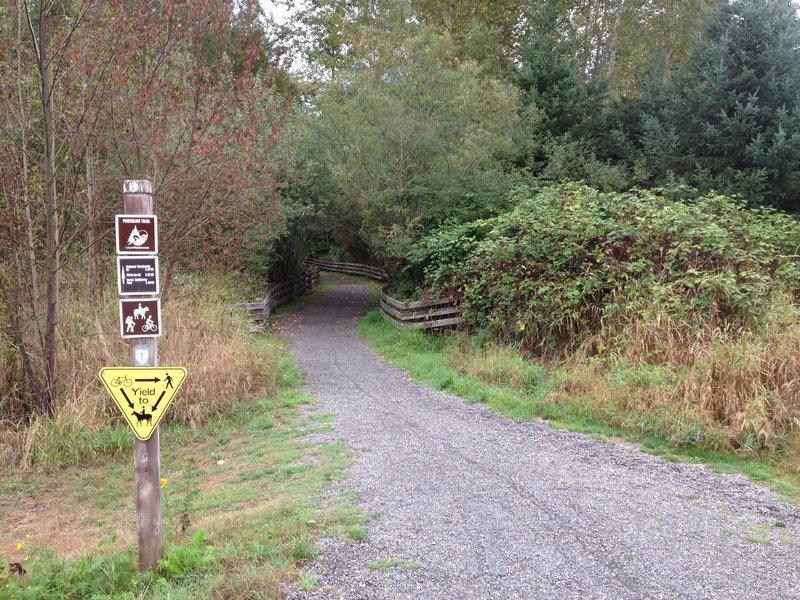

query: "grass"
left=1, top=355, right=363, bottom=598
left=347, top=526, right=369, bottom=542
left=273, top=278, right=335, bottom=315
left=0, top=279, right=367, bottom=599
left=297, top=571, right=319, bottom=590
left=744, top=535, right=771, bottom=545
left=357, top=308, right=800, bottom=501
left=1, top=270, right=283, bottom=470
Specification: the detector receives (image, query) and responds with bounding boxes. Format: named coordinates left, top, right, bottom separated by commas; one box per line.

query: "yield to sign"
left=99, top=367, right=187, bottom=441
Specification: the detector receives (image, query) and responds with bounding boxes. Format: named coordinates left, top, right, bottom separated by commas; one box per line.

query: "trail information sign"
left=118, top=256, right=160, bottom=295
left=99, top=368, right=187, bottom=441
left=120, top=298, right=161, bottom=338
left=116, top=215, right=158, bottom=255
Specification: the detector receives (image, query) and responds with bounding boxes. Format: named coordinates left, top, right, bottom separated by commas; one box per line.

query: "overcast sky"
left=260, top=1, right=294, bottom=25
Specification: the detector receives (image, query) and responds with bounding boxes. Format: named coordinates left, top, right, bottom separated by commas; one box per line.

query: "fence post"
left=123, top=180, right=163, bottom=571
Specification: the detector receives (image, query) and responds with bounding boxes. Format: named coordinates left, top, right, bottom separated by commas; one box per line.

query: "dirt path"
left=282, top=276, right=800, bottom=599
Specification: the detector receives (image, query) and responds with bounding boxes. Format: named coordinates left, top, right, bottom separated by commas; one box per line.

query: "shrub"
left=412, top=184, right=800, bottom=453
left=0, top=271, right=282, bottom=470
left=416, top=184, right=800, bottom=352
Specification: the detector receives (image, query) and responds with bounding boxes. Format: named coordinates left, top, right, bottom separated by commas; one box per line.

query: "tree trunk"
left=39, top=1, right=59, bottom=416
left=18, top=0, right=39, bottom=309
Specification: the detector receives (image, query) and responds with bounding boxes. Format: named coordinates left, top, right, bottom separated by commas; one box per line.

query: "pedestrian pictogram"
left=99, top=368, right=187, bottom=441
left=116, top=215, right=158, bottom=254
left=120, top=299, right=161, bottom=338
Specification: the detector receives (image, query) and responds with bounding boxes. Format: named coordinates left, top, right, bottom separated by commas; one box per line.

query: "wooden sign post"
left=123, top=180, right=163, bottom=571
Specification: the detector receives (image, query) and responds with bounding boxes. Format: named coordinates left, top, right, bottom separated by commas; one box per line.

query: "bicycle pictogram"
left=142, top=316, right=158, bottom=333
left=111, top=375, right=132, bottom=387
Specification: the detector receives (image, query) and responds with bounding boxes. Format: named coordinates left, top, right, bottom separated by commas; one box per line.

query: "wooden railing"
left=307, top=258, right=387, bottom=281
left=379, top=290, right=463, bottom=330
left=227, top=267, right=320, bottom=328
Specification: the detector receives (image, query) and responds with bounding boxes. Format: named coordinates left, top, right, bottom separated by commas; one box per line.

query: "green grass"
left=272, top=277, right=334, bottom=316
left=358, top=308, right=800, bottom=501
left=320, top=271, right=383, bottom=304
left=675, top=493, right=700, bottom=501
left=0, top=340, right=364, bottom=599
left=744, top=535, right=771, bottom=545
left=297, top=571, right=319, bottom=590
left=347, top=526, right=369, bottom=542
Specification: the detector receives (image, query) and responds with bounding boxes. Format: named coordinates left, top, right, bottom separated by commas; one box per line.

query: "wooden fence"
left=227, top=267, right=320, bottom=329
left=306, top=258, right=387, bottom=281
left=379, top=290, right=463, bottom=330
left=228, top=260, right=461, bottom=331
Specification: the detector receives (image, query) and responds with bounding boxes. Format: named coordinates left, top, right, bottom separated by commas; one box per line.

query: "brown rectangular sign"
left=120, top=298, right=161, bottom=338
left=118, top=256, right=160, bottom=295
left=116, top=215, right=158, bottom=255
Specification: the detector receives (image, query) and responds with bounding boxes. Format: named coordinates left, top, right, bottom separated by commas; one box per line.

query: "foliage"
left=0, top=271, right=282, bottom=468
left=635, top=0, right=800, bottom=209
left=414, top=184, right=800, bottom=350
left=307, top=22, right=521, bottom=262
left=407, top=184, right=800, bottom=455
left=0, top=531, right=217, bottom=600
left=0, top=0, right=294, bottom=417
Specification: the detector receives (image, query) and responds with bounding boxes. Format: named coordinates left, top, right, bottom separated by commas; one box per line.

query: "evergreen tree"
left=513, top=3, right=632, bottom=190
left=640, top=0, right=800, bottom=209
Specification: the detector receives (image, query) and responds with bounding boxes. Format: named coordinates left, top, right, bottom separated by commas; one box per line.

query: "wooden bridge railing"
left=306, top=258, right=387, bottom=281
left=227, top=266, right=320, bottom=328
left=305, top=257, right=464, bottom=331
left=379, top=290, right=463, bottom=330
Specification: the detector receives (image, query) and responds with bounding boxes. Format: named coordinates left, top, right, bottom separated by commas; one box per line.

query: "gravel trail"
left=283, top=276, right=800, bottom=599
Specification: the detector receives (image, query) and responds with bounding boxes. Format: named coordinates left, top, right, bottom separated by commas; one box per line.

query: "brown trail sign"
left=118, top=256, right=160, bottom=295
left=120, top=298, right=161, bottom=338
left=116, top=215, right=158, bottom=254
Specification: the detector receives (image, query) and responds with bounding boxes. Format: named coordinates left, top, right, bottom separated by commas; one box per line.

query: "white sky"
left=260, top=1, right=295, bottom=26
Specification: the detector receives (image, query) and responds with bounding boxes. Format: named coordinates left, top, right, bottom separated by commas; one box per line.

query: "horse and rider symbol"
left=112, top=373, right=175, bottom=428
left=119, top=387, right=167, bottom=428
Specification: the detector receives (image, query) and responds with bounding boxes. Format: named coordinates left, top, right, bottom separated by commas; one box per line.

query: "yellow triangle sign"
left=99, top=367, right=187, bottom=441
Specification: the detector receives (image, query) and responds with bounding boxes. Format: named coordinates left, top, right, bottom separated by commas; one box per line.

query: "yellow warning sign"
left=99, top=368, right=187, bottom=441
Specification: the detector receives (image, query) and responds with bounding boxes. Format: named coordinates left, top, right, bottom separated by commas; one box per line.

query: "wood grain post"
left=123, top=179, right=163, bottom=571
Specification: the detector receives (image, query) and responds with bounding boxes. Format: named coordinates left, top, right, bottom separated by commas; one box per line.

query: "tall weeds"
left=0, top=271, right=278, bottom=470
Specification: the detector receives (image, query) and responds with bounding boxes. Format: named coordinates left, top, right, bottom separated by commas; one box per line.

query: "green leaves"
left=637, top=0, right=800, bottom=209
left=310, top=24, right=521, bottom=262
left=413, top=184, right=800, bottom=351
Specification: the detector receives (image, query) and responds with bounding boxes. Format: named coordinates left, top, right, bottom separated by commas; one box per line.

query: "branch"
left=22, top=0, right=41, bottom=66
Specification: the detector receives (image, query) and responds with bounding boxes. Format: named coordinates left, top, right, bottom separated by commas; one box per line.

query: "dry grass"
left=0, top=271, right=278, bottom=470
left=439, top=295, right=800, bottom=471
left=560, top=294, right=800, bottom=464
left=444, top=336, right=547, bottom=394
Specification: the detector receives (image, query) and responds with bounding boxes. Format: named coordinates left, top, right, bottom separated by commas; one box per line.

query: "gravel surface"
left=282, top=276, right=800, bottom=599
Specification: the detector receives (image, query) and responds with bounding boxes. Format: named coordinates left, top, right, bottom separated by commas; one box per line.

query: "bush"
left=0, top=271, right=283, bottom=470
left=412, top=184, right=800, bottom=453
left=416, top=184, right=800, bottom=351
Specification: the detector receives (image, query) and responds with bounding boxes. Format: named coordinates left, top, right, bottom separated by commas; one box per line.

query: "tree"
left=639, top=0, right=800, bottom=208
left=512, top=2, right=635, bottom=191
left=308, top=24, right=520, bottom=262
left=0, top=0, right=293, bottom=418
